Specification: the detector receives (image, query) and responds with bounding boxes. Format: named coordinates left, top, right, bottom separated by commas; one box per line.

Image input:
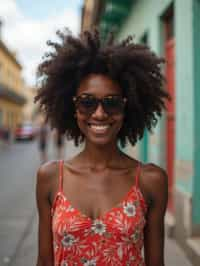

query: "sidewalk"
left=165, top=237, right=192, bottom=266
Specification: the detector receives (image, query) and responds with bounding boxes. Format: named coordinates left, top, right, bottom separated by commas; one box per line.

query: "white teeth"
left=88, top=124, right=110, bottom=133
left=90, top=125, right=110, bottom=130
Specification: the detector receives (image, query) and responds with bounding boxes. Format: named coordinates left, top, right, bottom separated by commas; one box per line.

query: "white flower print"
left=83, top=258, right=96, bottom=266
left=123, top=202, right=136, bottom=217
left=61, top=233, right=75, bottom=247
left=60, top=260, right=68, bottom=266
left=91, top=220, right=106, bottom=235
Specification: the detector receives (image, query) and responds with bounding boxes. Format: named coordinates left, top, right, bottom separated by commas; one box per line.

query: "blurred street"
left=0, top=139, right=192, bottom=266
left=0, top=139, right=40, bottom=266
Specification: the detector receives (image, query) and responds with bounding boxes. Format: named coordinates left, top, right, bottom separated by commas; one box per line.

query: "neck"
left=81, top=140, right=122, bottom=170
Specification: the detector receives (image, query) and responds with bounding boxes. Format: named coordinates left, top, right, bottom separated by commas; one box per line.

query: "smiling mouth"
left=87, top=123, right=112, bottom=134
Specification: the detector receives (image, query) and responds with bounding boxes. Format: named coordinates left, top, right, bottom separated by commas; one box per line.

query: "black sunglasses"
left=73, top=94, right=127, bottom=115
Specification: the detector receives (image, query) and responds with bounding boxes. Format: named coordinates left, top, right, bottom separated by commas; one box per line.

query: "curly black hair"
left=35, top=28, right=170, bottom=147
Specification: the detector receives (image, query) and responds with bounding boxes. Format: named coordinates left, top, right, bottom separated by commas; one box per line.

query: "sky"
left=0, top=0, right=83, bottom=86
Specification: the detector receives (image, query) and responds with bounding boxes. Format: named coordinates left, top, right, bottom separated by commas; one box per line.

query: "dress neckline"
left=51, top=160, right=147, bottom=222
left=52, top=183, right=147, bottom=222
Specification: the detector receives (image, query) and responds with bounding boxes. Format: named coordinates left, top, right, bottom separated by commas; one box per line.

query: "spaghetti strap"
left=135, top=162, right=141, bottom=188
left=58, top=160, right=64, bottom=192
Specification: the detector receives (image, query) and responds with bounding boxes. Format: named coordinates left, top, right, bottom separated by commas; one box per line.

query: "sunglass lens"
left=77, top=97, right=97, bottom=114
left=103, top=97, right=125, bottom=114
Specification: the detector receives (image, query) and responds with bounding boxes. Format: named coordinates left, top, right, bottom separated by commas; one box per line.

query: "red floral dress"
left=51, top=160, right=147, bottom=266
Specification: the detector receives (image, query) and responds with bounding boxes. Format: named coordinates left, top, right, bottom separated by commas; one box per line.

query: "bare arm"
left=143, top=164, right=168, bottom=266
left=36, top=163, right=55, bottom=266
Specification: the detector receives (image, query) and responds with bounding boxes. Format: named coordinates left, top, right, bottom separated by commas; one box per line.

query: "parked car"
left=14, top=123, right=36, bottom=141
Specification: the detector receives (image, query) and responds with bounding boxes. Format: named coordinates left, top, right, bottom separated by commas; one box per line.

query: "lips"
left=87, top=123, right=112, bottom=134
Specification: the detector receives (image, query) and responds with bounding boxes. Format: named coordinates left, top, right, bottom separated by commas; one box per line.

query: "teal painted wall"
left=139, top=129, right=148, bottom=163
left=175, top=0, right=194, bottom=195
left=117, top=0, right=195, bottom=196
left=193, top=0, right=200, bottom=224
left=117, top=0, right=173, bottom=166
left=175, top=0, right=194, bottom=161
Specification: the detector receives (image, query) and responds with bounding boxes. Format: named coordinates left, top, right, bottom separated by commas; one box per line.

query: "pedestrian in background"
left=35, top=28, right=170, bottom=266
left=53, top=129, right=64, bottom=159
left=38, top=120, right=48, bottom=163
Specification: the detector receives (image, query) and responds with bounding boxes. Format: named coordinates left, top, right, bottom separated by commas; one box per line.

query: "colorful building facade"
left=81, top=0, right=200, bottom=264
left=0, top=34, right=26, bottom=132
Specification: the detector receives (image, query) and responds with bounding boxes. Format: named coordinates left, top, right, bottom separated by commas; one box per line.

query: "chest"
left=52, top=187, right=146, bottom=242
left=60, top=170, right=137, bottom=220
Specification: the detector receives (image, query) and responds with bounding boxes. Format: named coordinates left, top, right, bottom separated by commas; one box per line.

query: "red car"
left=15, top=123, right=36, bottom=141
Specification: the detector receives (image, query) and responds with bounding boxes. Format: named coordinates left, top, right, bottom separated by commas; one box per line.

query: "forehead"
left=77, top=74, right=122, bottom=97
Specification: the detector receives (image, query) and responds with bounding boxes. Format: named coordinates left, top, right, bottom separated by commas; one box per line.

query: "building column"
left=193, top=0, right=200, bottom=232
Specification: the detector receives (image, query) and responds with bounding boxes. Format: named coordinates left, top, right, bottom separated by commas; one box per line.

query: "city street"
left=0, top=139, right=40, bottom=266
left=0, top=139, right=192, bottom=266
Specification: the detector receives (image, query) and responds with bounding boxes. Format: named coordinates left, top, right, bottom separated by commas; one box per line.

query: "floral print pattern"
left=123, top=202, right=136, bottom=217
left=51, top=161, right=147, bottom=266
left=91, top=220, right=106, bottom=235
left=61, top=233, right=76, bottom=247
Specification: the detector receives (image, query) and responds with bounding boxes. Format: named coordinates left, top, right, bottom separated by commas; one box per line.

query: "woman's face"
left=75, top=74, right=125, bottom=146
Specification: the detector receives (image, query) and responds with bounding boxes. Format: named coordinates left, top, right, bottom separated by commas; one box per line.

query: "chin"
left=86, top=134, right=116, bottom=147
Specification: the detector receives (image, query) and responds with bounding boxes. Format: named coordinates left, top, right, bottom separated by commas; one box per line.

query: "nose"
left=91, top=102, right=108, bottom=118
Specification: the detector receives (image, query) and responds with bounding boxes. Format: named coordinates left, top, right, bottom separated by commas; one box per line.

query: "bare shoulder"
left=36, top=160, right=59, bottom=192
left=140, top=163, right=168, bottom=208
left=142, top=163, right=168, bottom=185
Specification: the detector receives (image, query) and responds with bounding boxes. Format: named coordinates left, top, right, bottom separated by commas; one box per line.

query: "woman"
left=35, top=29, right=169, bottom=266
